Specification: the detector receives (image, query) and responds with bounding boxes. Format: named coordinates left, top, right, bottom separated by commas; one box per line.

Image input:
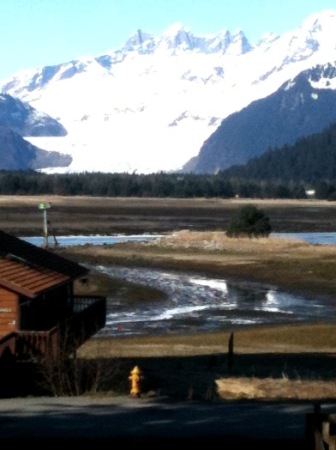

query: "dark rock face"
left=0, top=93, right=71, bottom=170
left=0, top=127, right=71, bottom=170
left=0, top=93, right=67, bottom=137
left=184, top=62, right=336, bottom=174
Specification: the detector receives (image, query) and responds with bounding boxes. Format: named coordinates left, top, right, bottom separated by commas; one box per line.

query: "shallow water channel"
left=23, top=232, right=336, bottom=337
left=94, top=265, right=336, bottom=338
left=23, top=231, right=336, bottom=247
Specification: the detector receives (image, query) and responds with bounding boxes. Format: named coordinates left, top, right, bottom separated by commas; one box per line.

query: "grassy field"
left=66, top=229, right=336, bottom=401
left=2, top=195, right=336, bottom=401
left=1, top=195, right=336, bottom=235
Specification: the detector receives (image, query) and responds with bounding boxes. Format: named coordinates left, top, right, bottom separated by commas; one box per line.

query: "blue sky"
left=0, top=0, right=335, bottom=81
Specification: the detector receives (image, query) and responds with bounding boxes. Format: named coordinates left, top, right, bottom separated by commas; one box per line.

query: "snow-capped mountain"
left=0, top=126, right=71, bottom=170
left=0, top=93, right=71, bottom=170
left=0, top=93, right=67, bottom=137
left=1, top=9, right=336, bottom=174
left=184, top=61, right=336, bottom=173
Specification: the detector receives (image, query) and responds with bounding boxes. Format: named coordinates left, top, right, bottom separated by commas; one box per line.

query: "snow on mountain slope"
left=1, top=9, right=336, bottom=174
left=184, top=61, right=336, bottom=173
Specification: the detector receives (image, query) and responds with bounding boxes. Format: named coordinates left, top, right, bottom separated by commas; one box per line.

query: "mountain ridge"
left=218, top=120, right=336, bottom=185
left=184, top=61, right=336, bottom=173
left=1, top=9, right=336, bottom=174
left=0, top=93, right=71, bottom=170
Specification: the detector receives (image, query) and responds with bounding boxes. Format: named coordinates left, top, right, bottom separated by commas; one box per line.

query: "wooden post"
left=228, top=332, right=234, bottom=371
left=43, top=208, right=48, bottom=248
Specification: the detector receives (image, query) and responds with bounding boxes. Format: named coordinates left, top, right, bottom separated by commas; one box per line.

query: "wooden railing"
left=15, top=295, right=106, bottom=361
left=306, top=407, right=336, bottom=450
left=16, top=327, right=59, bottom=360
left=63, top=296, right=107, bottom=349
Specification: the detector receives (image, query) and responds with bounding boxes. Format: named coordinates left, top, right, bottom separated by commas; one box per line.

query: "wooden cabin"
left=0, top=230, right=106, bottom=362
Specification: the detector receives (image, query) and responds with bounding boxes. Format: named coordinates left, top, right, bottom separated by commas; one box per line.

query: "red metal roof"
left=0, top=257, right=68, bottom=297
left=0, top=230, right=88, bottom=298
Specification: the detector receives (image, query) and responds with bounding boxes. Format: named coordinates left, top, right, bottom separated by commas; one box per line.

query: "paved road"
left=0, top=395, right=334, bottom=448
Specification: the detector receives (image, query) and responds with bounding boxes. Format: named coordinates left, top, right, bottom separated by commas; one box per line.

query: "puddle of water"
left=22, top=234, right=162, bottom=247
left=23, top=232, right=336, bottom=247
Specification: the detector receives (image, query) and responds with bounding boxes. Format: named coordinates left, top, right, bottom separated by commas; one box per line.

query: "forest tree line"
left=2, top=119, right=336, bottom=199
left=0, top=169, right=335, bottom=199
left=221, top=121, right=336, bottom=192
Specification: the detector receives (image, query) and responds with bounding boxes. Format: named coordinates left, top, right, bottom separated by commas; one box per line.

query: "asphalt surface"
left=0, top=395, right=334, bottom=448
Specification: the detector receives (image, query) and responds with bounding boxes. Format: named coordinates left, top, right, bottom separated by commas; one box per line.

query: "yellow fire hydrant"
left=129, top=366, right=142, bottom=397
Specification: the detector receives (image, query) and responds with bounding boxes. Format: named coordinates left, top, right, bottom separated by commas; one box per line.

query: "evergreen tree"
left=226, top=204, right=272, bottom=238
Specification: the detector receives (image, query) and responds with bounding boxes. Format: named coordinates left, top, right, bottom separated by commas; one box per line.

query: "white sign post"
left=38, top=202, right=51, bottom=248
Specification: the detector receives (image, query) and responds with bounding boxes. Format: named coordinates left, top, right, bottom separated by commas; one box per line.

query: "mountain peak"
left=2, top=9, right=336, bottom=174
left=300, top=8, right=336, bottom=34
left=163, top=22, right=190, bottom=36
left=123, top=29, right=154, bottom=51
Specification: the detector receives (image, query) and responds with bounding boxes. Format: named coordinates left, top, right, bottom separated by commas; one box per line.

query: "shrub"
left=226, top=204, right=272, bottom=238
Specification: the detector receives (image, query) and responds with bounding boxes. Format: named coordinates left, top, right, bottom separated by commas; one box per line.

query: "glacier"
left=1, top=9, right=336, bottom=174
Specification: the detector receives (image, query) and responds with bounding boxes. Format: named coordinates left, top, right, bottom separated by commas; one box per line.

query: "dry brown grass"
left=1, top=195, right=336, bottom=235
left=78, top=324, right=336, bottom=358
left=69, top=230, right=336, bottom=401
left=215, top=378, right=336, bottom=401
left=1, top=196, right=335, bottom=401
left=78, top=325, right=336, bottom=401
left=64, top=229, right=336, bottom=300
